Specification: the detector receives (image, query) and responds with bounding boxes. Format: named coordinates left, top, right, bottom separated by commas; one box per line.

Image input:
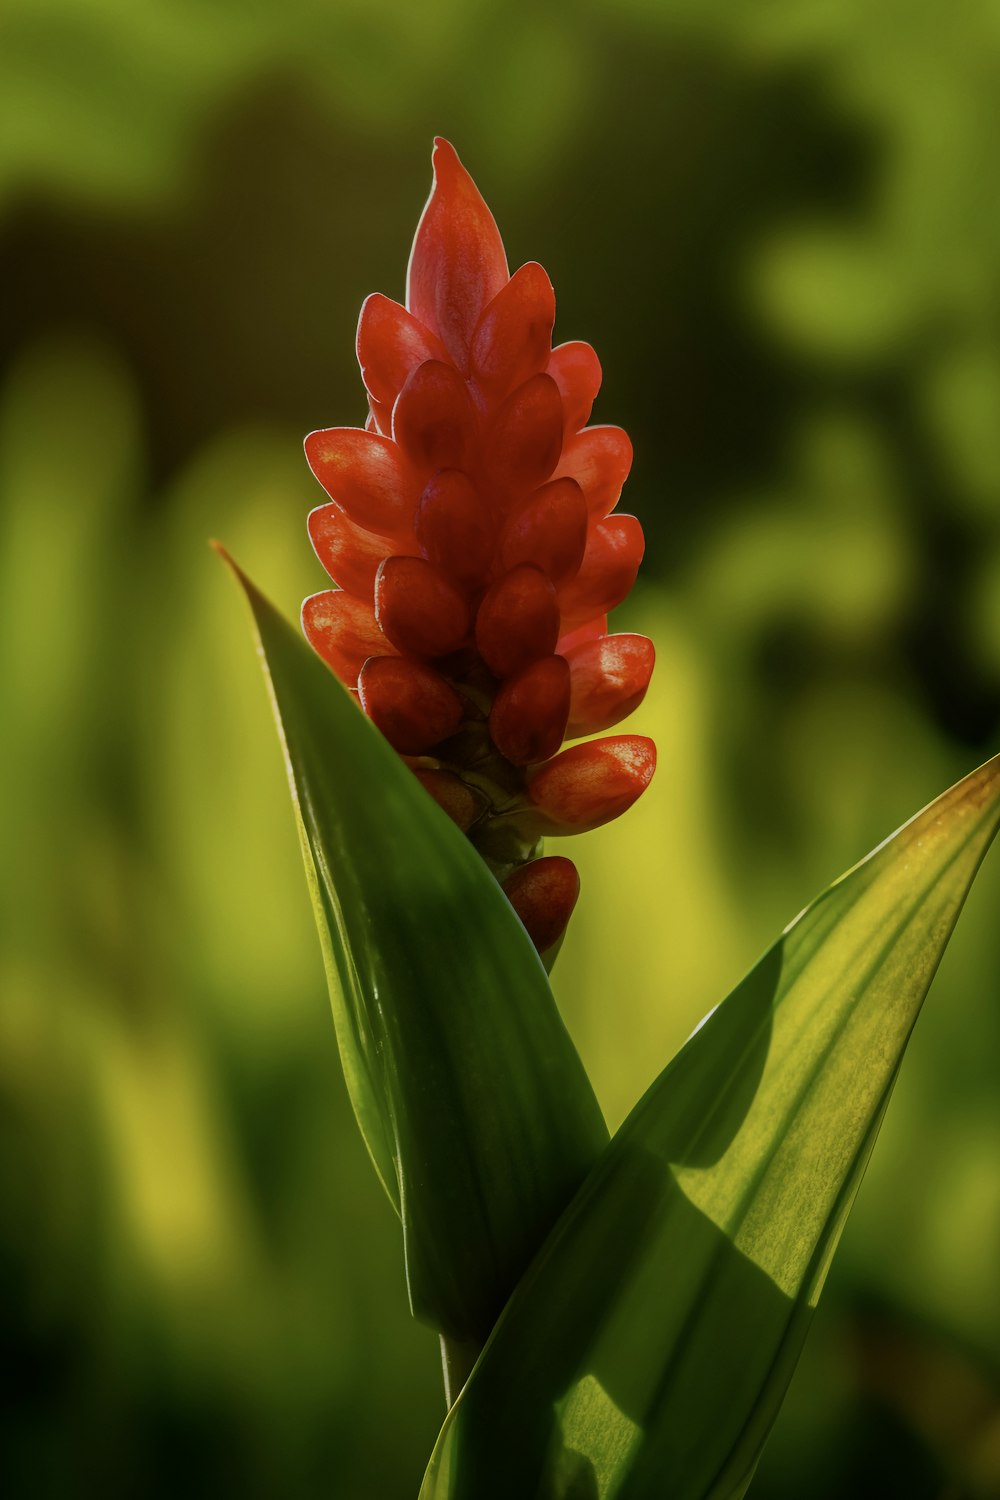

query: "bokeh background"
left=2, top=1, right=999, bottom=1496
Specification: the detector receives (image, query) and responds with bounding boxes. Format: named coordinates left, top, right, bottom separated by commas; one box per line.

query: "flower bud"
left=308, top=503, right=417, bottom=598
left=499, top=477, right=588, bottom=584
left=305, top=428, right=417, bottom=534
left=565, top=634, right=655, bottom=737
left=502, top=856, right=580, bottom=956
left=471, top=262, right=555, bottom=398
left=375, top=556, right=470, bottom=658
left=554, top=425, right=633, bottom=518
left=489, top=655, right=571, bottom=766
left=406, top=137, right=509, bottom=370
left=302, top=590, right=395, bottom=682
left=413, top=768, right=483, bottom=832
left=357, top=292, right=448, bottom=409
left=415, top=470, right=494, bottom=590
left=481, top=373, right=565, bottom=499
left=358, top=656, right=463, bottom=755
left=475, top=565, right=560, bottom=679
left=392, top=359, right=477, bottom=474
left=547, top=341, right=602, bottom=436
left=558, top=515, right=645, bottom=625
left=527, top=735, right=656, bottom=832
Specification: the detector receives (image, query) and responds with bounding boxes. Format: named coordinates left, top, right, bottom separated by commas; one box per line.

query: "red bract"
left=303, top=138, right=655, bottom=955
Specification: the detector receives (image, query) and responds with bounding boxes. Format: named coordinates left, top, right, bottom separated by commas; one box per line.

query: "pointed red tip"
left=406, top=139, right=509, bottom=370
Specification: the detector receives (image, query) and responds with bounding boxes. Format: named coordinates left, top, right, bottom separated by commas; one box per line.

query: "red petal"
left=406, top=138, right=509, bottom=371
left=391, top=359, right=477, bottom=473
left=558, top=515, right=645, bottom=626
left=301, top=590, right=394, bottom=684
left=565, top=633, right=655, bottom=736
left=527, top=735, right=656, bottom=832
left=307, top=503, right=416, bottom=597
left=413, top=768, right=483, bottom=831
left=475, top=564, right=560, bottom=679
left=481, top=373, right=565, bottom=501
left=547, top=342, right=602, bottom=434
left=502, top=855, right=580, bottom=955
left=557, top=614, right=607, bottom=654
left=499, top=476, right=587, bottom=584
left=489, top=655, right=571, bottom=766
left=553, top=426, right=632, bottom=517
left=358, top=656, right=464, bottom=755
left=357, top=293, right=449, bottom=408
left=470, top=262, right=555, bottom=398
left=415, top=469, right=494, bottom=590
left=374, top=555, right=470, bottom=657
left=305, top=428, right=417, bottom=533
left=367, top=395, right=393, bottom=435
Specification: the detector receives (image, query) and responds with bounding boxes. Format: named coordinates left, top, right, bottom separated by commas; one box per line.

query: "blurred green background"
left=2, top=1, right=999, bottom=1495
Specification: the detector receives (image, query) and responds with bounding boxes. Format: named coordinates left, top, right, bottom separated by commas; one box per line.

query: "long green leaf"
left=220, top=552, right=609, bottom=1344
left=422, top=753, right=1000, bottom=1498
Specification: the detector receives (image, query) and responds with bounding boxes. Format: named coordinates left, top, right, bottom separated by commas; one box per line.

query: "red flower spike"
left=358, top=656, right=464, bottom=755
left=565, top=633, right=656, bottom=737
left=391, top=359, right=478, bottom=474
left=357, top=293, right=448, bottom=409
left=304, top=140, right=656, bottom=948
left=374, top=555, right=470, bottom=658
left=406, top=138, right=509, bottom=371
left=489, top=655, right=571, bottom=767
left=547, top=341, right=603, bottom=436
left=475, top=564, right=561, bottom=680
left=308, top=504, right=418, bottom=598
left=502, top=856, right=581, bottom=956
left=527, top=735, right=657, bottom=833
left=481, top=373, right=565, bottom=500
left=305, top=428, right=417, bottom=535
left=471, top=262, right=556, bottom=398
left=499, top=476, right=588, bottom=584
left=558, top=514, right=645, bottom=626
left=554, top=426, right=633, bottom=518
left=415, top=470, right=494, bottom=590
left=302, top=590, right=395, bottom=683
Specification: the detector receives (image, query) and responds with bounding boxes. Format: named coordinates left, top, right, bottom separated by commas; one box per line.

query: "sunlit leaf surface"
left=423, top=754, right=1000, bottom=1498
left=220, top=554, right=609, bottom=1345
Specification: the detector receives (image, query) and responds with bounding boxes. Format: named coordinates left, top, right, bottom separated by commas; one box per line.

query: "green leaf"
left=421, top=753, right=1000, bottom=1498
left=218, top=552, right=609, bottom=1345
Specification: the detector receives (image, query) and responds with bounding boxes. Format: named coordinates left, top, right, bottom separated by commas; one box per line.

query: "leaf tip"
left=210, top=539, right=268, bottom=619
left=959, top=749, right=1000, bottom=812
left=210, top=536, right=241, bottom=580
left=916, top=748, right=1000, bottom=850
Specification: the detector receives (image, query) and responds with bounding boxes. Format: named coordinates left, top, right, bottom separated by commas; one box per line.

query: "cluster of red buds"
left=303, top=139, right=655, bottom=955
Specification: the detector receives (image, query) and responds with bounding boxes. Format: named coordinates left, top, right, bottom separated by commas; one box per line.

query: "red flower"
left=303, top=139, right=655, bottom=955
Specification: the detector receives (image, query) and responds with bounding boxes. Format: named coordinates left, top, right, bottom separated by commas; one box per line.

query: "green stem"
left=439, top=1334, right=481, bottom=1409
